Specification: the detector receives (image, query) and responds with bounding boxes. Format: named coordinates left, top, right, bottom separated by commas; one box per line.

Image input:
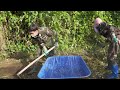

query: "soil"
left=0, top=58, right=43, bottom=79
left=0, top=58, right=23, bottom=79
left=0, top=50, right=119, bottom=79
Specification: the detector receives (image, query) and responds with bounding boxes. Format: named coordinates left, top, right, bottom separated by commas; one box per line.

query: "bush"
left=0, top=11, right=119, bottom=56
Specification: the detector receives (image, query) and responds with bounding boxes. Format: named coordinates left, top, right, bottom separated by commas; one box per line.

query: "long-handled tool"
left=17, top=45, right=56, bottom=78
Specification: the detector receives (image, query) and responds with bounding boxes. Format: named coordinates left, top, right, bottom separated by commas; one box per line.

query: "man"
left=94, top=18, right=120, bottom=79
left=28, top=23, right=58, bottom=74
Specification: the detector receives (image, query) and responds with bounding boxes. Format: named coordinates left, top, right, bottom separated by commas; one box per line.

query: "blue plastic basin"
left=37, top=56, right=91, bottom=79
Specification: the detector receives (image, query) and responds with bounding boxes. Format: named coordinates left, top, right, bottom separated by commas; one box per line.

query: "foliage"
left=0, top=11, right=120, bottom=56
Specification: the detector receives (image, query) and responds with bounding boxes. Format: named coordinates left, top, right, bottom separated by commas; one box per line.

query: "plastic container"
left=37, top=56, right=91, bottom=79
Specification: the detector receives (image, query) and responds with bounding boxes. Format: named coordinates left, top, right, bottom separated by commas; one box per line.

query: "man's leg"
left=106, top=43, right=114, bottom=70
left=28, top=47, right=42, bottom=74
left=107, top=43, right=119, bottom=79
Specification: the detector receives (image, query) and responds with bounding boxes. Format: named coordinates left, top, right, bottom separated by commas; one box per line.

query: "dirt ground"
left=0, top=50, right=119, bottom=79
left=0, top=58, right=43, bottom=79
left=0, top=57, right=107, bottom=79
left=0, top=58, right=22, bottom=79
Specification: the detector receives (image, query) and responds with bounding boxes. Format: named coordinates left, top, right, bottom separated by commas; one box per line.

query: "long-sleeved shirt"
left=94, top=22, right=120, bottom=43
left=31, top=27, right=58, bottom=48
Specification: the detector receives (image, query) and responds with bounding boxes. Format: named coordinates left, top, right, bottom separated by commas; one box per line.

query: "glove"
left=112, top=33, right=118, bottom=43
left=40, top=43, right=49, bottom=56
left=114, top=38, right=118, bottom=43
left=55, top=42, right=59, bottom=47
left=43, top=46, right=49, bottom=56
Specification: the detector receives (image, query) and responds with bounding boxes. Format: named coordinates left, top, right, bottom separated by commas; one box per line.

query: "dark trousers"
left=107, top=42, right=119, bottom=67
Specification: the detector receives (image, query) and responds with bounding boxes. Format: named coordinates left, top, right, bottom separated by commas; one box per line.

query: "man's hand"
left=112, top=33, right=119, bottom=43
left=40, top=43, right=49, bottom=56
left=55, top=42, right=59, bottom=47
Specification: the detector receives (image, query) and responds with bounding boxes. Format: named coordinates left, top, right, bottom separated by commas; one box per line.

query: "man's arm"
left=38, top=27, right=53, bottom=37
left=39, top=27, right=58, bottom=47
left=53, top=30, right=58, bottom=47
left=109, top=26, right=119, bottom=43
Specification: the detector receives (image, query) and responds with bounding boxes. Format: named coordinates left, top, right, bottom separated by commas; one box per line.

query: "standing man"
left=94, top=18, right=120, bottom=79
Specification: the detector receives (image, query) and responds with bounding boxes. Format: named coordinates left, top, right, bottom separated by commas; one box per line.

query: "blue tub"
left=37, top=56, right=91, bottom=79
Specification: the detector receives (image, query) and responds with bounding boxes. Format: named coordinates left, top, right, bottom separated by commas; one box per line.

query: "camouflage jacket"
left=96, top=22, right=120, bottom=42
left=31, top=27, right=58, bottom=48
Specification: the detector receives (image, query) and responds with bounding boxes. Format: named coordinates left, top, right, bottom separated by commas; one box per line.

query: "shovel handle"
left=17, top=46, right=56, bottom=76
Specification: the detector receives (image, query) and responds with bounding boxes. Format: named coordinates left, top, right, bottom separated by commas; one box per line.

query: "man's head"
left=94, top=18, right=103, bottom=33
left=94, top=18, right=103, bottom=26
left=29, top=23, right=39, bottom=37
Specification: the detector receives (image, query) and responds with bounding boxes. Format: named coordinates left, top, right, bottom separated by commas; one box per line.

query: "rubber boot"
left=107, top=64, right=119, bottom=79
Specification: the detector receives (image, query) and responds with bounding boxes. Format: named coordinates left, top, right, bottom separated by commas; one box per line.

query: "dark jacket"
left=31, top=27, right=58, bottom=48
left=96, top=22, right=120, bottom=42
